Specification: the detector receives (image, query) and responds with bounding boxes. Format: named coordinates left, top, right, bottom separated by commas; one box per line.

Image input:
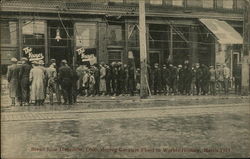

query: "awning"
left=199, top=19, right=243, bottom=44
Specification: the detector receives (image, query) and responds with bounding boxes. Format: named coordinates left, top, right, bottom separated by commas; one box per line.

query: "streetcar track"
left=1, top=103, right=249, bottom=122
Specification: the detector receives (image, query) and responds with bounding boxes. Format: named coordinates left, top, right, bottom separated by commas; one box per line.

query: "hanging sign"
left=23, top=47, right=44, bottom=61
left=76, top=47, right=97, bottom=65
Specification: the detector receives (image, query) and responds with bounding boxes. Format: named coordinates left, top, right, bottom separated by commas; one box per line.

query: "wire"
left=57, top=11, right=72, bottom=40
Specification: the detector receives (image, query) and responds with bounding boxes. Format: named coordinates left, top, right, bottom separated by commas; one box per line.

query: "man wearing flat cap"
left=19, top=57, right=32, bottom=106
left=7, top=58, right=20, bottom=106
left=58, top=60, right=73, bottom=105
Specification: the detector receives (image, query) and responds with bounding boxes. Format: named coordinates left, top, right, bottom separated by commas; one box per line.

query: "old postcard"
left=1, top=0, right=250, bottom=158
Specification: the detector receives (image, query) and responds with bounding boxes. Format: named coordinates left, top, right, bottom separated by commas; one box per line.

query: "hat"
left=154, top=63, right=159, bottom=66
left=50, top=59, right=56, bottom=63
left=38, top=60, right=44, bottom=65
left=61, top=60, right=67, bottom=64
left=17, top=61, right=23, bottom=65
left=10, top=57, right=17, bottom=62
left=163, top=64, right=166, bottom=67
left=21, top=57, right=28, bottom=61
left=178, top=64, right=182, bottom=68
left=32, top=60, right=39, bottom=64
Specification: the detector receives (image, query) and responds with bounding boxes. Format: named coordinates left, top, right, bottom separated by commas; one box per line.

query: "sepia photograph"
left=1, top=0, right=250, bottom=158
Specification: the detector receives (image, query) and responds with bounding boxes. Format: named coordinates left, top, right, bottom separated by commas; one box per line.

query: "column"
left=98, top=22, right=108, bottom=63
left=189, top=26, right=198, bottom=65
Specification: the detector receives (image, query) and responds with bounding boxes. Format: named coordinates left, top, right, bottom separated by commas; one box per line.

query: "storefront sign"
left=76, top=47, right=97, bottom=65
left=23, top=47, right=44, bottom=61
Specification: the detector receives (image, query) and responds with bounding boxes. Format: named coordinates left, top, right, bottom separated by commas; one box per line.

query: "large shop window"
left=172, top=26, right=189, bottom=65
left=186, top=0, right=203, bottom=8
left=217, top=0, right=234, bottom=9
left=22, top=20, right=46, bottom=60
left=172, top=0, right=184, bottom=7
left=128, top=24, right=139, bottom=48
left=150, top=0, right=162, bottom=5
left=108, top=25, right=123, bottom=46
left=1, top=20, right=18, bottom=73
left=202, top=0, right=214, bottom=8
left=75, top=22, right=97, bottom=64
left=0, top=21, right=17, bottom=46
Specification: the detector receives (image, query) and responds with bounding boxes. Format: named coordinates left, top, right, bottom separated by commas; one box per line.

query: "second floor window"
left=150, top=0, right=162, bottom=5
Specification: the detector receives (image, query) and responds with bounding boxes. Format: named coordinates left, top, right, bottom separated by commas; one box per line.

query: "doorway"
left=48, top=20, right=73, bottom=66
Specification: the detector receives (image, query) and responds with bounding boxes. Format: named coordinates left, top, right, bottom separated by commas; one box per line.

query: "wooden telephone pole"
left=139, top=0, right=149, bottom=98
left=242, top=0, right=250, bottom=95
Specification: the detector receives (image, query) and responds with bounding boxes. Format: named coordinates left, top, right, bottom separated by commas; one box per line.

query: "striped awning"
left=199, top=19, right=243, bottom=44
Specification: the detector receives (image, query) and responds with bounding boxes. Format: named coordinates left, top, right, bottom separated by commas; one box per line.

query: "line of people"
left=6, top=57, right=241, bottom=106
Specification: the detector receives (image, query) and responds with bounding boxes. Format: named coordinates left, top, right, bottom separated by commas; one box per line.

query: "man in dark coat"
left=177, top=65, right=184, bottom=95
left=234, top=64, right=242, bottom=95
left=128, top=64, right=135, bottom=96
left=168, top=64, right=177, bottom=95
left=7, top=58, right=21, bottom=106
left=151, top=63, right=161, bottom=95
left=183, top=64, right=192, bottom=95
left=123, top=64, right=129, bottom=94
left=201, top=64, right=210, bottom=95
left=161, top=64, right=169, bottom=95
left=105, top=64, right=112, bottom=96
left=117, top=62, right=124, bottom=95
left=58, top=60, right=73, bottom=105
left=111, top=62, right=118, bottom=95
left=19, top=57, right=32, bottom=106
left=195, top=63, right=203, bottom=95
left=92, top=64, right=100, bottom=96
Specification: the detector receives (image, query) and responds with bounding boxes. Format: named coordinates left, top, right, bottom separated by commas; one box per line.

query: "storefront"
left=0, top=15, right=243, bottom=74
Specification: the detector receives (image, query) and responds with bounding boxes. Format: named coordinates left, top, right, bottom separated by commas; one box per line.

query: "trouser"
left=48, top=82, right=57, bottom=105
left=94, top=81, right=99, bottom=95
left=61, top=86, right=72, bottom=104
left=162, top=81, right=168, bottom=94
left=235, top=78, right=241, bottom=95
left=72, top=83, right=77, bottom=103
left=224, top=78, right=230, bottom=95
left=184, top=80, right=191, bottom=95
left=128, top=79, right=135, bottom=96
left=106, top=79, right=111, bottom=95
left=21, top=78, right=30, bottom=103
left=195, top=80, right=202, bottom=95
left=216, top=81, right=224, bottom=94
left=169, top=79, right=176, bottom=94
left=56, top=82, right=61, bottom=104
left=191, top=80, right=196, bottom=95
left=201, top=81, right=209, bottom=95
left=153, top=81, right=160, bottom=95
left=111, top=79, right=117, bottom=95
left=209, top=81, right=216, bottom=95
left=61, top=79, right=72, bottom=104
left=178, top=79, right=184, bottom=94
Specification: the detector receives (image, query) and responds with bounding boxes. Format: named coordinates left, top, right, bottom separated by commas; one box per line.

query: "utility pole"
left=139, top=0, right=148, bottom=98
left=242, top=0, right=250, bottom=95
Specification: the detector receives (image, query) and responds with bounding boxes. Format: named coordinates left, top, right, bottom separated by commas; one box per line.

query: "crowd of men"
left=6, top=57, right=242, bottom=106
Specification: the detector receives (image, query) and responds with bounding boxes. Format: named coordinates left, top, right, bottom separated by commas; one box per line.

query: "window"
left=109, top=0, right=123, bottom=3
left=75, top=22, right=97, bottom=48
left=172, top=0, right=184, bottom=7
left=223, top=0, right=233, bottom=9
left=236, top=0, right=244, bottom=9
left=108, top=25, right=123, bottom=46
left=126, top=0, right=138, bottom=4
left=75, top=22, right=97, bottom=65
left=0, top=21, right=17, bottom=45
left=186, top=0, right=203, bottom=8
left=150, top=0, right=162, bottom=5
left=203, top=0, right=214, bottom=8
left=22, top=20, right=46, bottom=59
left=165, top=0, right=172, bottom=6
left=128, top=24, right=139, bottom=47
